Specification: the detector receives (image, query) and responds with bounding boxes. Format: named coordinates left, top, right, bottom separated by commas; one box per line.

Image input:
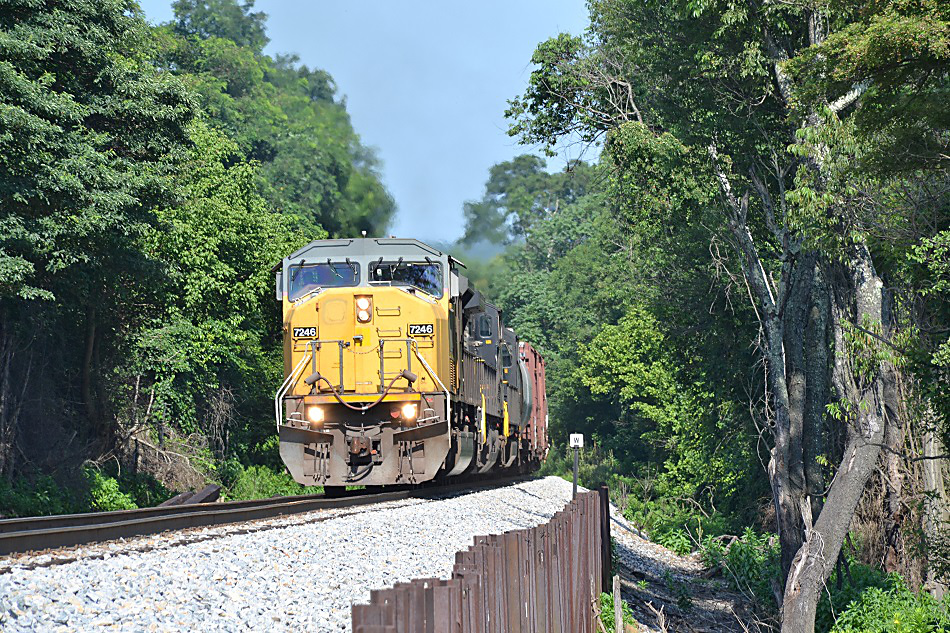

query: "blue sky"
left=137, top=1, right=591, bottom=242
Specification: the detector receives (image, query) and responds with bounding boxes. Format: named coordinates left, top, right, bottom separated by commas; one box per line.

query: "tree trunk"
left=82, top=303, right=97, bottom=426
left=921, top=409, right=950, bottom=599
left=772, top=253, right=821, bottom=579
left=803, top=264, right=830, bottom=521
left=0, top=319, right=15, bottom=479
left=883, top=396, right=903, bottom=574
left=780, top=245, right=892, bottom=633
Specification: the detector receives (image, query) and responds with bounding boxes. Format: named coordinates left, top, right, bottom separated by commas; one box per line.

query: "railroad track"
left=0, top=474, right=531, bottom=556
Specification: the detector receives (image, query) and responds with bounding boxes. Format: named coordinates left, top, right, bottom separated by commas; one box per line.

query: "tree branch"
left=709, top=144, right=778, bottom=313
left=829, top=80, right=870, bottom=114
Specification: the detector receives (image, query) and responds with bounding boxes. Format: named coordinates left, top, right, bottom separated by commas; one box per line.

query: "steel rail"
left=0, top=475, right=531, bottom=556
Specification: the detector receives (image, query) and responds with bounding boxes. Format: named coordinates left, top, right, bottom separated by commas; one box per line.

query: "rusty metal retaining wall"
left=352, top=487, right=611, bottom=633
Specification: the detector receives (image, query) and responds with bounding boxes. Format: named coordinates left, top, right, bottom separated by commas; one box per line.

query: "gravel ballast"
left=0, top=476, right=576, bottom=632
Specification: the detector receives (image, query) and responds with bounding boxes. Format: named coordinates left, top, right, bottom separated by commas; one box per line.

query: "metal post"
left=613, top=574, right=622, bottom=633
left=573, top=447, right=579, bottom=499
left=569, top=433, right=583, bottom=500
left=338, top=341, right=344, bottom=390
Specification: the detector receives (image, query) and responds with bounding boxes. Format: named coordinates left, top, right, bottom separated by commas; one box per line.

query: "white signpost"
left=569, top=434, right=584, bottom=498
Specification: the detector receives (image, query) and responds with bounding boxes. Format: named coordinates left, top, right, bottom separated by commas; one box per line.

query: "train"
left=273, top=237, right=548, bottom=490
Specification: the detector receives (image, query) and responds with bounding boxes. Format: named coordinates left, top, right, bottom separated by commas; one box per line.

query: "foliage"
left=155, top=1, right=395, bottom=237
left=598, top=591, right=638, bottom=630
left=461, top=156, right=597, bottom=245
left=111, top=472, right=173, bottom=509
left=816, top=563, right=891, bottom=632
left=0, top=476, right=74, bottom=518
left=83, top=468, right=138, bottom=512
left=541, top=445, right=737, bottom=555
left=0, top=0, right=196, bottom=303
left=128, top=121, right=308, bottom=438
left=222, top=464, right=310, bottom=501
left=828, top=574, right=950, bottom=633
left=0, top=0, right=394, bottom=513
left=701, top=528, right=780, bottom=610
left=502, top=0, right=950, bottom=628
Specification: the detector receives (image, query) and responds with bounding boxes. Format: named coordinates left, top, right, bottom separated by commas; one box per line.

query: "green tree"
left=461, top=155, right=596, bottom=245
left=156, top=0, right=395, bottom=238
left=126, top=122, right=308, bottom=454
left=0, top=0, right=196, bottom=475
left=172, top=0, right=268, bottom=51
left=507, top=0, right=949, bottom=629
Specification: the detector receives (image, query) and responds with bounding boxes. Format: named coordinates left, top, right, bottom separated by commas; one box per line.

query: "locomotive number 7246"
left=408, top=324, right=434, bottom=336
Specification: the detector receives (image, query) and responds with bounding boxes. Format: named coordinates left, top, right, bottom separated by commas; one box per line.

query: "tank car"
left=273, top=238, right=548, bottom=488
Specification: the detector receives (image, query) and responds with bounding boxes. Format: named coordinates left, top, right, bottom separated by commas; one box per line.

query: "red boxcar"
left=520, top=342, right=548, bottom=461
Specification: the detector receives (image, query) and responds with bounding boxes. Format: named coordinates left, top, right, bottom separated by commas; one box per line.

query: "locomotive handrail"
left=409, top=339, right=451, bottom=427
left=306, top=338, right=350, bottom=390
left=275, top=337, right=451, bottom=429
left=275, top=347, right=313, bottom=432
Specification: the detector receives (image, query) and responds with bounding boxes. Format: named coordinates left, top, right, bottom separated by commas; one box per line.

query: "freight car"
left=273, top=238, right=548, bottom=489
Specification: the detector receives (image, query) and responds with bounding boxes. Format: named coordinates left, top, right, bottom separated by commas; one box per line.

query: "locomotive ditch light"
left=355, top=295, right=373, bottom=323
left=401, top=403, right=418, bottom=420
left=307, top=405, right=324, bottom=424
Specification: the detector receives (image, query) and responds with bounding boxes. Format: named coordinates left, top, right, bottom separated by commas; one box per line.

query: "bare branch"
left=709, top=144, right=778, bottom=313
left=749, top=167, right=785, bottom=243
left=829, top=80, right=870, bottom=114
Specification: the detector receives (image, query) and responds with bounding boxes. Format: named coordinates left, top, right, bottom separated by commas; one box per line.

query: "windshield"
left=370, top=261, right=443, bottom=298
left=289, top=262, right=359, bottom=300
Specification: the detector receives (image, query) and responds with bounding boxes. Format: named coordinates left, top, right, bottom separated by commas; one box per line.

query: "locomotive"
left=274, top=237, right=548, bottom=489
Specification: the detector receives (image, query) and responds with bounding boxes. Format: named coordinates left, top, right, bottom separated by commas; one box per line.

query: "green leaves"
left=461, top=155, right=596, bottom=246
left=155, top=2, right=395, bottom=238
left=0, top=0, right=393, bottom=490
left=131, top=121, right=309, bottom=431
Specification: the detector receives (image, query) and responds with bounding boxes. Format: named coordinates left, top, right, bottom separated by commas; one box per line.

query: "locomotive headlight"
left=306, top=406, right=324, bottom=424
left=401, top=403, right=418, bottom=420
left=355, top=296, right=372, bottom=323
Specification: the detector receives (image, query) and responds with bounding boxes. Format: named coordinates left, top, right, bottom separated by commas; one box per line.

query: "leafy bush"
left=700, top=527, right=779, bottom=610
left=829, top=574, right=950, bottom=633
left=540, top=443, right=623, bottom=490
left=624, top=493, right=734, bottom=555
left=0, top=476, right=74, bottom=517
left=816, top=562, right=890, bottom=631
left=542, top=444, right=737, bottom=555
left=223, top=464, right=311, bottom=500
left=656, top=527, right=694, bottom=556
left=83, top=468, right=138, bottom=511
left=598, top=592, right=638, bottom=630
left=113, top=471, right=173, bottom=508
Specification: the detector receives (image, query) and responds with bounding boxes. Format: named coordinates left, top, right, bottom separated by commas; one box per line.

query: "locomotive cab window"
left=477, top=315, right=493, bottom=338
left=501, top=345, right=512, bottom=369
left=369, top=261, right=443, bottom=298
left=288, top=262, right=359, bottom=300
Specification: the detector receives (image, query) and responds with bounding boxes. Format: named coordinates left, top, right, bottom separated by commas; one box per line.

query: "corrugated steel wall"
left=352, top=488, right=611, bottom=633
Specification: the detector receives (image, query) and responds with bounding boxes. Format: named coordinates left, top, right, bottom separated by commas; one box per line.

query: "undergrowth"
left=541, top=445, right=739, bottom=555
left=0, top=467, right=172, bottom=517
left=219, top=461, right=312, bottom=500
left=828, top=573, right=950, bottom=632
left=598, top=592, right=638, bottom=630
